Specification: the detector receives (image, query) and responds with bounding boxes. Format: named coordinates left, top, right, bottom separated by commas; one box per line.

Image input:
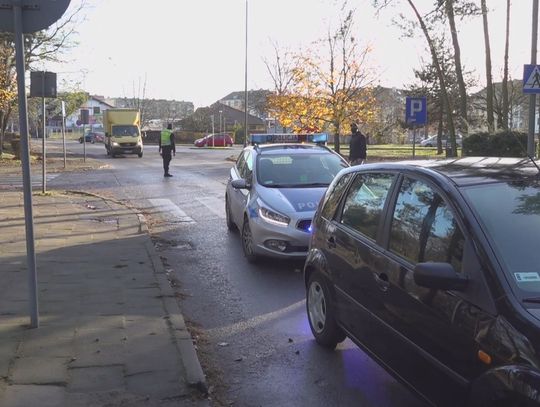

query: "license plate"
left=123, top=149, right=132, bottom=153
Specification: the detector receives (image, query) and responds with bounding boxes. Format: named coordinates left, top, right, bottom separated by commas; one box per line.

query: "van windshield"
left=112, top=125, right=138, bottom=137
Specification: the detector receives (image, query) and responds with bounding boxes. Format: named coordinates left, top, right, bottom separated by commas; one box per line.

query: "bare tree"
left=444, top=0, right=469, bottom=134
left=406, top=0, right=458, bottom=155
left=501, top=0, right=511, bottom=130
left=263, top=42, right=297, bottom=96
left=0, top=1, right=86, bottom=156
left=479, top=0, right=495, bottom=132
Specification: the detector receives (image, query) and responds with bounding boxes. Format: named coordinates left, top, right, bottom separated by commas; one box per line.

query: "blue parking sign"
left=405, top=97, right=427, bottom=125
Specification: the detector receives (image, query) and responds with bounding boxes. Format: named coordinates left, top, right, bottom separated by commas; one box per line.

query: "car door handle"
left=374, top=272, right=390, bottom=292
left=327, top=236, right=336, bottom=249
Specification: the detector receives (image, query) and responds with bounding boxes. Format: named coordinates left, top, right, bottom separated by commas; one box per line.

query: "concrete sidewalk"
left=0, top=191, right=208, bottom=406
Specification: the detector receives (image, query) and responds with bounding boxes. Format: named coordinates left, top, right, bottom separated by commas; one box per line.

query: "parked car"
left=420, top=134, right=463, bottom=147
left=79, top=133, right=95, bottom=143
left=91, top=131, right=105, bottom=143
left=305, top=158, right=540, bottom=406
left=194, top=133, right=233, bottom=147
left=226, top=133, right=349, bottom=262
left=79, top=131, right=105, bottom=144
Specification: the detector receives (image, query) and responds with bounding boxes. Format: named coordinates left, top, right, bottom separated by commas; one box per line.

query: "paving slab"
left=0, top=191, right=208, bottom=406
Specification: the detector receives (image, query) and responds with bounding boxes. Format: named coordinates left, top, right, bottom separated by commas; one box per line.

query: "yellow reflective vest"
left=160, top=129, right=172, bottom=146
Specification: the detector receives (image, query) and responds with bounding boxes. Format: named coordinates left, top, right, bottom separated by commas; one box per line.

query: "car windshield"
left=112, top=125, right=138, bottom=137
left=257, top=153, right=347, bottom=188
left=462, top=180, right=540, bottom=296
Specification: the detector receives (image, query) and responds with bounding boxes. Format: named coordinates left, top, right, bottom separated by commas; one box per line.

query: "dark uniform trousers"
left=161, top=145, right=173, bottom=175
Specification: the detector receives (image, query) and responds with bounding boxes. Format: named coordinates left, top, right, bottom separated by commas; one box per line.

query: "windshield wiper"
left=523, top=297, right=540, bottom=304
left=263, top=184, right=290, bottom=188
left=286, top=182, right=329, bottom=188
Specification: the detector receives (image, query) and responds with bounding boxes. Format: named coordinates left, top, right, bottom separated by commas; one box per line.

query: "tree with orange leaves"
left=266, top=8, right=378, bottom=153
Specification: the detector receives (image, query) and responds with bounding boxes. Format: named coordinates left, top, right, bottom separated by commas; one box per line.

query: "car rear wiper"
left=522, top=297, right=540, bottom=304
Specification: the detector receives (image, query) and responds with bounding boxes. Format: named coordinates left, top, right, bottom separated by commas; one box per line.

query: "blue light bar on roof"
left=250, top=133, right=328, bottom=145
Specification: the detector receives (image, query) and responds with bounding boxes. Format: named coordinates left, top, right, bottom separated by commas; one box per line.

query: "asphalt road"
left=45, top=140, right=427, bottom=407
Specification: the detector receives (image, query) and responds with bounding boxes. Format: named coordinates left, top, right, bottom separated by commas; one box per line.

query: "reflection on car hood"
left=527, top=308, right=540, bottom=324
left=259, top=186, right=327, bottom=213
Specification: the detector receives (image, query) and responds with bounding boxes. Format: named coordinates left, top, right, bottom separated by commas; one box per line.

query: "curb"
left=63, top=190, right=208, bottom=394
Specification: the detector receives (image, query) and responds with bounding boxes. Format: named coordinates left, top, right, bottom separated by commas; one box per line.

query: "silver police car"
left=225, top=134, right=349, bottom=262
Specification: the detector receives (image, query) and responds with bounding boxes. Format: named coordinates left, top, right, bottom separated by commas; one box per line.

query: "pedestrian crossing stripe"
left=523, top=64, right=540, bottom=94
left=0, top=174, right=59, bottom=186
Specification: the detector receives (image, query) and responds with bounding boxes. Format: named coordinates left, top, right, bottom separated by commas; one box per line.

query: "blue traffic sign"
left=405, top=97, right=427, bottom=125
left=523, top=65, right=540, bottom=94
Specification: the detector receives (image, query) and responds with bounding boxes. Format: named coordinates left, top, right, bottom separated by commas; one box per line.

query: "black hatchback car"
left=304, top=158, right=540, bottom=407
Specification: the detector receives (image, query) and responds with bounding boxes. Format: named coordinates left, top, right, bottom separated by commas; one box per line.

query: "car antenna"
left=509, top=132, right=540, bottom=174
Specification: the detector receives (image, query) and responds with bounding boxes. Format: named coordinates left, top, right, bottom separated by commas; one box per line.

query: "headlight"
left=112, top=142, right=119, bottom=146
left=259, top=207, right=290, bottom=226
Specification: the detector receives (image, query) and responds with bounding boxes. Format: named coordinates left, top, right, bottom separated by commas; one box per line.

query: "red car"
left=194, top=133, right=233, bottom=147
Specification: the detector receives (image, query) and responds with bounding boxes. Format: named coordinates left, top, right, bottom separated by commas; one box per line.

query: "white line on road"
left=148, top=198, right=195, bottom=224
left=0, top=173, right=59, bottom=186
left=195, top=196, right=225, bottom=219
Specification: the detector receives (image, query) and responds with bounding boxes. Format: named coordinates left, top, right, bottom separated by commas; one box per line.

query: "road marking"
left=195, top=196, right=225, bottom=219
left=148, top=198, right=195, bottom=224
left=0, top=173, right=59, bottom=187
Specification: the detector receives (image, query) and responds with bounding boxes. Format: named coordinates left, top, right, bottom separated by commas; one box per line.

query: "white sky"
left=41, top=0, right=536, bottom=108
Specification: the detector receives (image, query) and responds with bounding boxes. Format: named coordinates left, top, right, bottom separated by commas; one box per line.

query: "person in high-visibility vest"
left=159, top=123, right=176, bottom=177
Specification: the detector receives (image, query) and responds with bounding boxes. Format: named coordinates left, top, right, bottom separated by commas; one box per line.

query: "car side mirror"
left=231, top=178, right=250, bottom=190
left=414, top=262, right=468, bottom=291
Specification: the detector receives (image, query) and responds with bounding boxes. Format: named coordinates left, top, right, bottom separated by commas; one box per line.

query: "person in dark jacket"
left=159, top=123, right=176, bottom=177
left=349, top=122, right=366, bottom=165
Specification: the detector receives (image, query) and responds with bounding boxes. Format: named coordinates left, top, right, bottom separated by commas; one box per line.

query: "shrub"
left=462, top=131, right=529, bottom=157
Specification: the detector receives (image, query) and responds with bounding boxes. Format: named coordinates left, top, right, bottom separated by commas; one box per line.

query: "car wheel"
left=306, top=271, right=346, bottom=349
left=241, top=216, right=258, bottom=263
left=225, top=196, right=237, bottom=231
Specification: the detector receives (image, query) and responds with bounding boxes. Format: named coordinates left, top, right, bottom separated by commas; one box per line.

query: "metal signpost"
left=0, top=0, right=71, bottom=328
left=30, top=70, right=57, bottom=193
left=61, top=101, right=66, bottom=168
left=405, top=96, right=427, bottom=159
left=80, top=108, right=89, bottom=162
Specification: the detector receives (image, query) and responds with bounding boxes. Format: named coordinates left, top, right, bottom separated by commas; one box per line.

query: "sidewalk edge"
left=64, top=190, right=208, bottom=394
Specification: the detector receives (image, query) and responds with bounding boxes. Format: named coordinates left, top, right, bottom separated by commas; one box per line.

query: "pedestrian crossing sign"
left=523, top=64, right=540, bottom=94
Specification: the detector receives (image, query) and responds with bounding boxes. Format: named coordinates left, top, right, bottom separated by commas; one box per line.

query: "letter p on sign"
left=405, top=97, right=427, bottom=125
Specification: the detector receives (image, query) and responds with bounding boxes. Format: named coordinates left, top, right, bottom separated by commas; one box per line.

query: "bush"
left=462, top=131, right=529, bottom=157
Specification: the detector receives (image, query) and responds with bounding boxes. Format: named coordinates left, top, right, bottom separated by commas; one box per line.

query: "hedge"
left=462, top=131, right=529, bottom=157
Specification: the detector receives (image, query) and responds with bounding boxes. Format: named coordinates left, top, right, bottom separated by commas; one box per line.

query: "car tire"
left=306, top=271, right=346, bottom=349
left=241, top=216, right=258, bottom=263
left=138, top=152, right=143, bottom=158
left=225, top=196, right=237, bottom=231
